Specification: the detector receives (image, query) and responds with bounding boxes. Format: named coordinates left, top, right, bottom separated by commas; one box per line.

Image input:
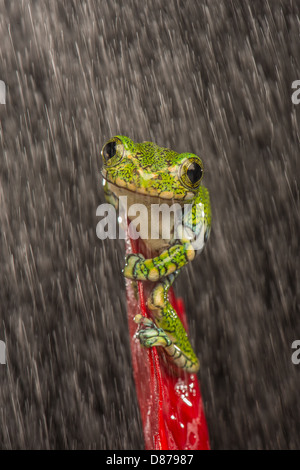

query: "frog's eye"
left=103, top=141, right=116, bottom=161
left=101, top=137, right=124, bottom=166
left=179, top=157, right=204, bottom=190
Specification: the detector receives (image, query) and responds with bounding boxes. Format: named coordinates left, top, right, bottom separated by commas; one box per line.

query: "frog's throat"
left=101, top=172, right=195, bottom=203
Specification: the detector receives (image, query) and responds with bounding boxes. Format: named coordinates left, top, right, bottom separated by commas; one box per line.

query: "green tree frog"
left=101, top=136, right=211, bottom=373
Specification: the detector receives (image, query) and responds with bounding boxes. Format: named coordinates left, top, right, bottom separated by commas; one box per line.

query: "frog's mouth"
left=101, top=170, right=195, bottom=203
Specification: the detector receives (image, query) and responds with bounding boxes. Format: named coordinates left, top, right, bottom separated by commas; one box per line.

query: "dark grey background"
left=0, top=0, right=299, bottom=449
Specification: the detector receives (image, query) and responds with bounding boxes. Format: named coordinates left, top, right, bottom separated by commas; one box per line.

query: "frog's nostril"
left=102, top=141, right=116, bottom=162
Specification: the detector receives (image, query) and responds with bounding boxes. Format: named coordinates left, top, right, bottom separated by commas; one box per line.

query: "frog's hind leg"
left=135, top=274, right=199, bottom=373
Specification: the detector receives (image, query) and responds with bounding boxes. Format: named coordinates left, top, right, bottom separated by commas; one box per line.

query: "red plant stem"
left=125, top=230, right=210, bottom=450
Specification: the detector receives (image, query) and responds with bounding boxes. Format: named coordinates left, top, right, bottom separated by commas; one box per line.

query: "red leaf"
left=125, top=234, right=210, bottom=450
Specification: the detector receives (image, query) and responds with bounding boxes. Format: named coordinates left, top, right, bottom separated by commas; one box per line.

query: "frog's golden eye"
left=179, top=157, right=204, bottom=190
left=101, top=137, right=124, bottom=166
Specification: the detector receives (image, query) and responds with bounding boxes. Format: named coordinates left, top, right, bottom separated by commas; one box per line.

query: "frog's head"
left=101, top=135, right=204, bottom=201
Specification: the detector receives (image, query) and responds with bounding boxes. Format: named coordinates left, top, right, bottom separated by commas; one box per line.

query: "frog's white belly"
left=127, top=192, right=176, bottom=254
left=109, top=183, right=182, bottom=254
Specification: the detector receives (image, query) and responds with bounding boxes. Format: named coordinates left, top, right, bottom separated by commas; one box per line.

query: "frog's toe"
left=134, top=314, right=153, bottom=327
left=135, top=318, right=172, bottom=349
left=139, top=332, right=167, bottom=348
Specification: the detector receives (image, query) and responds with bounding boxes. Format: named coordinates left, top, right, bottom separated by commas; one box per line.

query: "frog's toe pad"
left=134, top=315, right=171, bottom=348
left=134, top=314, right=152, bottom=326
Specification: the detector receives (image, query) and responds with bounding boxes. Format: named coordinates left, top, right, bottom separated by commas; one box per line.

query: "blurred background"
left=0, top=0, right=299, bottom=449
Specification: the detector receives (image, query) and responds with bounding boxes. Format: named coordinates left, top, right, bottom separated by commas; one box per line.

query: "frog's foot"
left=124, top=254, right=147, bottom=281
left=134, top=314, right=199, bottom=373
left=124, top=253, right=164, bottom=282
left=134, top=314, right=172, bottom=348
left=124, top=244, right=189, bottom=283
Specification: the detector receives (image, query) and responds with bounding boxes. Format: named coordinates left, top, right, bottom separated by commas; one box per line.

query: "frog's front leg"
left=124, top=241, right=195, bottom=282
left=134, top=273, right=200, bottom=373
